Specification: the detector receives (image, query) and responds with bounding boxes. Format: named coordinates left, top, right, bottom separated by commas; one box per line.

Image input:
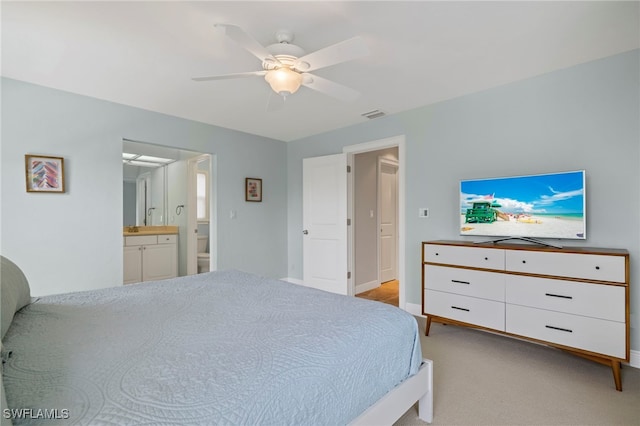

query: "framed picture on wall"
left=25, top=154, right=65, bottom=193
left=245, top=177, right=262, bottom=202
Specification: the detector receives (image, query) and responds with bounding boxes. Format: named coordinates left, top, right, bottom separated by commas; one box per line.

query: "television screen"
left=460, top=170, right=586, bottom=240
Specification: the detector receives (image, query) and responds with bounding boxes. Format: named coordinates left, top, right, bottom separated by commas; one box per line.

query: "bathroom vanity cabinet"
left=124, top=234, right=177, bottom=284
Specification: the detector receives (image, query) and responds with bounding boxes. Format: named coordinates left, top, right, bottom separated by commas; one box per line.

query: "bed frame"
left=350, top=359, right=433, bottom=425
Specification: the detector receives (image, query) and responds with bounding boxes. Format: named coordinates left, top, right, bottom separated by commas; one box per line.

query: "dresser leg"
left=425, top=316, right=432, bottom=336
left=611, top=360, right=622, bottom=391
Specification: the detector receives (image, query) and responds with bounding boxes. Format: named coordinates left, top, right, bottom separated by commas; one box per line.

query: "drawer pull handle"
left=451, top=279, right=470, bottom=285
left=522, top=260, right=526, bottom=264
left=595, top=266, right=600, bottom=270
left=435, top=253, right=439, bottom=256
left=484, top=257, right=488, bottom=260
left=545, top=325, right=572, bottom=333
left=545, top=293, right=573, bottom=300
left=451, top=306, right=470, bottom=312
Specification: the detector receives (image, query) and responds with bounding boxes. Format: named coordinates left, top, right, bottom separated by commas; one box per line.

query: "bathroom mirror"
left=122, top=140, right=178, bottom=226
left=122, top=140, right=204, bottom=227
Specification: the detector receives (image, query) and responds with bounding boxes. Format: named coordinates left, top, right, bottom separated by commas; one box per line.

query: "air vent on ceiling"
left=361, top=109, right=386, bottom=120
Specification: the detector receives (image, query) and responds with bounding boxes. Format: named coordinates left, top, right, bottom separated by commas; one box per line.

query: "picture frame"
left=245, top=177, right=262, bottom=202
left=25, top=154, right=65, bottom=193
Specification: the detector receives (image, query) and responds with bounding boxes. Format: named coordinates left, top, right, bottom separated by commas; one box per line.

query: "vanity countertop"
left=123, top=225, right=179, bottom=236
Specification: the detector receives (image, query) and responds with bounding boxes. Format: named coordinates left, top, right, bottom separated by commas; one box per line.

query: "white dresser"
left=422, top=240, right=629, bottom=391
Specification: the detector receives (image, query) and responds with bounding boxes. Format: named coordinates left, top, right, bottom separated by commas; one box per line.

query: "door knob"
left=302, top=230, right=309, bottom=235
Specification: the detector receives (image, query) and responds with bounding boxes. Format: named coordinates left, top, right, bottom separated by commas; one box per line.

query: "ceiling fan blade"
left=192, top=71, right=266, bottom=82
left=301, top=73, right=361, bottom=102
left=293, top=37, right=368, bottom=72
left=215, top=24, right=280, bottom=65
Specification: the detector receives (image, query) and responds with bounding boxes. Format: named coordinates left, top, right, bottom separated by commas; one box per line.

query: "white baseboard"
left=405, top=302, right=424, bottom=317
left=355, top=280, right=379, bottom=294
left=629, top=350, right=640, bottom=369
left=282, top=277, right=305, bottom=286
left=404, top=303, right=639, bottom=369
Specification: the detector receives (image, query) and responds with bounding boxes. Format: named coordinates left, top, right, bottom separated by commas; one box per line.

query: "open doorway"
left=123, top=140, right=215, bottom=279
left=344, top=136, right=405, bottom=309
left=352, top=148, right=399, bottom=307
left=299, top=135, right=405, bottom=308
left=187, top=154, right=214, bottom=275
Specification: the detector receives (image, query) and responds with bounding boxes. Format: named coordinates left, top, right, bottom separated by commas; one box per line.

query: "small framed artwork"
left=245, top=177, right=262, bottom=202
left=25, top=154, right=65, bottom=193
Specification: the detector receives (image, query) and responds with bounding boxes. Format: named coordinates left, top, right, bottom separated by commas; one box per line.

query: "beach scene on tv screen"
left=460, top=171, right=585, bottom=239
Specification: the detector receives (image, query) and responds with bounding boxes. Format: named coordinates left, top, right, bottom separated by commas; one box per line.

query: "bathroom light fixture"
left=264, top=67, right=302, bottom=97
left=122, top=153, right=176, bottom=168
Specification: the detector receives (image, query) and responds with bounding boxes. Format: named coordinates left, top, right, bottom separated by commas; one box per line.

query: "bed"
left=1, top=256, right=432, bottom=425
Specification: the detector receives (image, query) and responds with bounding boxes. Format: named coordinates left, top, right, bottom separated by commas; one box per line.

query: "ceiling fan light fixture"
left=265, top=67, right=302, bottom=97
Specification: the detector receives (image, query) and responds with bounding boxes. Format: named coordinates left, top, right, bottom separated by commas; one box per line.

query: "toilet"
left=197, top=235, right=210, bottom=273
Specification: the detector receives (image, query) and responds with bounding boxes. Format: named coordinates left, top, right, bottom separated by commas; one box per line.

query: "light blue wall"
left=2, top=50, right=638, bottom=350
left=1, top=78, right=288, bottom=296
left=287, top=50, right=640, bottom=350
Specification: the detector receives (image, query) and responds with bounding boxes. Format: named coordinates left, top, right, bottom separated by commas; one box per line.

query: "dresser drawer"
left=506, top=305, right=626, bottom=358
left=425, top=265, right=505, bottom=302
left=506, top=275, right=625, bottom=322
left=505, top=250, right=626, bottom=283
left=424, top=244, right=504, bottom=270
left=157, top=234, right=177, bottom=244
left=425, top=289, right=505, bottom=331
left=125, top=235, right=158, bottom=246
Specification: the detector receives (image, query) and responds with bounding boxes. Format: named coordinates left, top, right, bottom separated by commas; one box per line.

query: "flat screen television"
left=460, top=170, right=586, bottom=245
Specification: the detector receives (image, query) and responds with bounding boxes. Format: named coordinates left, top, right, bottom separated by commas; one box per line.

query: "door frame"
left=187, top=154, right=217, bottom=275
left=343, top=135, right=406, bottom=309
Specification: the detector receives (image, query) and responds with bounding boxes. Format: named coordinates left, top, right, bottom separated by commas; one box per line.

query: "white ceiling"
left=2, top=1, right=638, bottom=142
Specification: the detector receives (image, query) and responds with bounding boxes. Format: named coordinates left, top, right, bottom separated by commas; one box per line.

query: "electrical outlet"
left=419, top=208, right=429, bottom=218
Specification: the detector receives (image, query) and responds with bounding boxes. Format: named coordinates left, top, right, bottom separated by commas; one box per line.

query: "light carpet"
left=394, top=317, right=640, bottom=425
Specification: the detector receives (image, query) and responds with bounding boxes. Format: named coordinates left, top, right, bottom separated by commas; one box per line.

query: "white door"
left=379, top=159, right=398, bottom=283
left=187, top=157, right=198, bottom=275
left=303, top=153, right=348, bottom=295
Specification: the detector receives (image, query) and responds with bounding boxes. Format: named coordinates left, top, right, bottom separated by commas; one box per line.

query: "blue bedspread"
left=2, top=270, right=422, bottom=425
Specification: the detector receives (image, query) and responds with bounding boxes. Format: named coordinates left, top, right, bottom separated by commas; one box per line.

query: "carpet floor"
left=394, top=318, right=640, bottom=425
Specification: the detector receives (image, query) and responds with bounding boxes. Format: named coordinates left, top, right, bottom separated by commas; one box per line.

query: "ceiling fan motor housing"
left=263, top=42, right=306, bottom=70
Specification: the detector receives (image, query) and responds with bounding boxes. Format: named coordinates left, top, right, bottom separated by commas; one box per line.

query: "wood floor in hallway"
left=355, top=280, right=398, bottom=306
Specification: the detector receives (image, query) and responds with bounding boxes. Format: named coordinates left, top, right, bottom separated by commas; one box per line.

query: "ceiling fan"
left=193, top=24, right=369, bottom=103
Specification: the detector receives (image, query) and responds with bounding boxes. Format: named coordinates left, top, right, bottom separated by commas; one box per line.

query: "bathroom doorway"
left=123, top=140, right=214, bottom=277
left=187, top=154, right=213, bottom=275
